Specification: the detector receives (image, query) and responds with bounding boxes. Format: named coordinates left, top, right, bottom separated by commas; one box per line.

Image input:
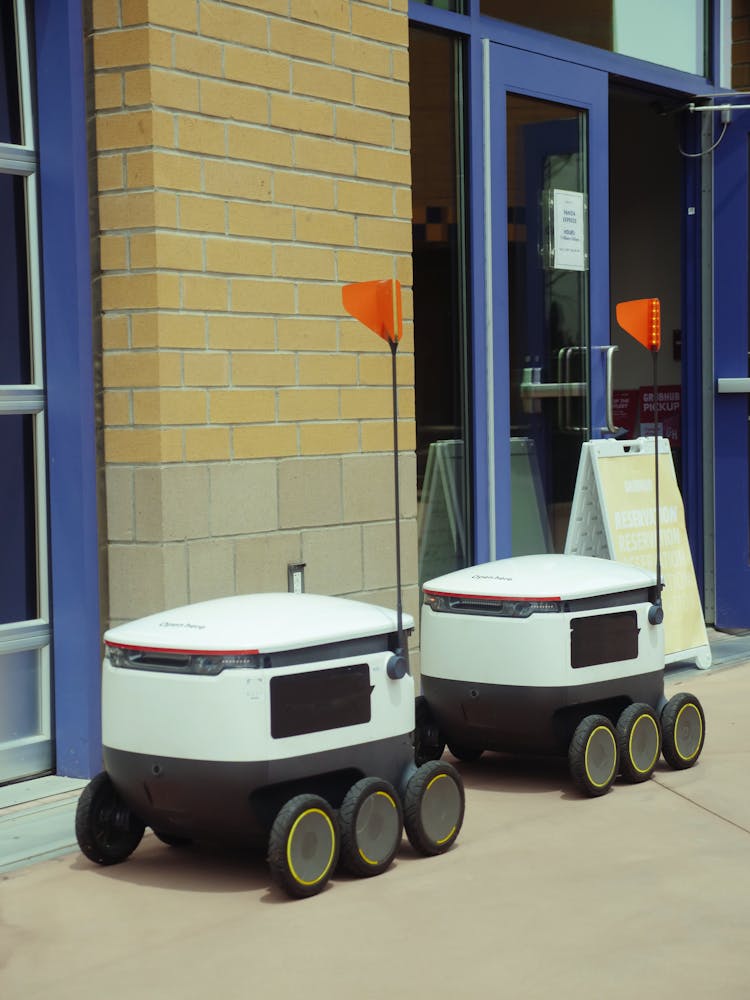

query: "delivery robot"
left=415, top=553, right=705, bottom=796
left=75, top=592, right=464, bottom=898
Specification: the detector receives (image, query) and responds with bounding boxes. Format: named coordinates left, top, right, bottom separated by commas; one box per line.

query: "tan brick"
left=209, top=389, right=275, bottom=423
left=293, top=62, right=353, bottom=104
left=176, top=116, right=226, bottom=156
left=342, top=453, right=413, bottom=522
left=227, top=125, right=293, bottom=167
left=105, top=466, right=134, bottom=542
left=354, top=76, right=409, bottom=117
left=182, top=275, right=230, bottom=311
left=302, top=525, right=362, bottom=594
left=122, top=0, right=198, bottom=31
left=278, top=388, right=339, bottom=421
left=337, top=179, right=393, bottom=216
left=96, top=109, right=173, bottom=150
left=294, top=135, right=354, bottom=175
left=184, top=353, right=229, bottom=386
left=300, top=422, right=358, bottom=456
left=125, top=68, right=200, bottom=112
left=232, top=353, right=297, bottom=385
left=95, top=73, right=123, bottom=110
left=270, top=19, right=332, bottom=63
left=359, top=352, right=414, bottom=386
left=277, top=318, right=337, bottom=352
left=228, top=202, right=294, bottom=240
left=101, top=272, right=180, bottom=310
left=289, top=0, right=349, bottom=31
left=93, top=28, right=171, bottom=70
left=199, top=1, right=266, bottom=46
left=297, top=282, right=346, bottom=317
left=133, top=389, right=207, bottom=425
left=393, top=117, right=410, bottom=150
left=103, top=389, right=131, bottom=425
left=204, top=161, right=272, bottom=201
left=351, top=5, right=408, bottom=46
left=270, top=94, right=334, bottom=137
left=209, top=462, right=278, bottom=535
left=200, top=79, right=268, bottom=124
left=233, top=424, right=298, bottom=459
left=227, top=0, right=287, bottom=13
left=335, top=107, right=392, bottom=146
left=104, top=428, right=183, bottom=463
left=358, top=217, right=412, bottom=252
left=393, top=48, right=409, bottom=83
left=99, top=190, right=178, bottom=230
left=130, top=232, right=204, bottom=271
left=103, top=351, right=182, bottom=388
left=335, top=250, right=393, bottom=284
left=185, top=427, right=231, bottom=462
left=225, top=48, right=291, bottom=92
left=357, top=147, right=411, bottom=184
left=334, top=35, right=391, bottom=78
left=172, top=34, right=221, bottom=76
left=341, top=387, right=391, bottom=419
left=299, top=354, right=356, bottom=385
left=235, top=532, right=304, bottom=594
left=179, top=194, right=226, bottom=233
left=231, top=279, right=295, bottom=314
left=361, top=418, right=415, bottom=452
left=275, top=245, right=335, bottom=280
left=127, top=151, right=203, bottom=192
left=278, top=456, right=343, bottom=528
left=100, top=234, right=128, bottom=270
left=206, top=238, right=274, bottom=277
left=98, top=154, right=125, bottom=191
left=102, top=314, right=130, bottom=350
left=208, top=315, right=275, bottom=350
left=132, top=313, right=206, bottom=349
left=394, top=187, right=411, bottom=219
left=92, top=0, right=120, bottom=30
left=273, top=172, right=335, bottom=209
left=187, top=538, right=234, bottom=603
left=295, top=208, right=355, bottom=247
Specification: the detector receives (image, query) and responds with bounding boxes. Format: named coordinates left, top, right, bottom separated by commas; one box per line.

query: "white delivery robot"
left=75, top=593, right=464, bottom=898
left=416, top=554, right=705, bottom=796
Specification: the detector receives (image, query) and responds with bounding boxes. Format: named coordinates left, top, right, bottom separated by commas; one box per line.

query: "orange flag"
left=342, top=279, right=402, bottom=344
left=615, top=298, right=661, bottom=352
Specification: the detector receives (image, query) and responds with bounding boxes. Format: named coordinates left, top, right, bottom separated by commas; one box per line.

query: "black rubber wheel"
left=617, top=703, right=661, bottom=783
left=267, top=794, right=339, bottom=899
left=661, top=692, right=705, bottom=770
left=339, top=777, right=403, bottom=878
left=403, top=760, right=464, bottom=856
left=75, top=771, right=145, bottom=866
left=414, top=695, right=445, bottom=766
left=152, top=830, right=192, bottom=847
left=447, top=743, right=484, bottom=763
left=568, top=715, right=619, bottom=797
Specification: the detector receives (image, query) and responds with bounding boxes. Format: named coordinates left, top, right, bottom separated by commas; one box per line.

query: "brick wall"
left=733, top=0, right=750, bottom=87
left=88, top=0, right=417, bottom=633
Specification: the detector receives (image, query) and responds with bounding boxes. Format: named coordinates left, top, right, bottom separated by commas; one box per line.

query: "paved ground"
left=1, top=659, right=749, bottom=999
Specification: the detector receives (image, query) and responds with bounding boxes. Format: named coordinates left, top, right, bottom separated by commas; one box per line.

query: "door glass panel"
left=0, top=5, right=21, bottom=145
left=0, top=415, right=38, bottom=624
left=507, top=95, right=589, bottom=553
left=481, top=0, right=706, bottom=75
left=0, top=647, right=52, bottom=784
left=0, top=172, right=31, bottom=384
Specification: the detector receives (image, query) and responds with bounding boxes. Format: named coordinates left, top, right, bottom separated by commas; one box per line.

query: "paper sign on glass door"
left=552, top=189, right=586, bottom=271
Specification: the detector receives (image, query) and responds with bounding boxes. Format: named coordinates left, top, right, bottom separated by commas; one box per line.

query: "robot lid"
left=423, top=554, right=657, bottom=603
left=104, top=593, right=414, bottom=656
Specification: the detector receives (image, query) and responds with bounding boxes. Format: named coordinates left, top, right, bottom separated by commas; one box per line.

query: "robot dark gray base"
left=104, top=735, right=415, bottom=845
left=421, top=671, right=665, bottom=757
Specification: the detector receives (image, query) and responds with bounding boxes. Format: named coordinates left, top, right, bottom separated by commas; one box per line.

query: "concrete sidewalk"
left=2, top=657, right=749, bottom=999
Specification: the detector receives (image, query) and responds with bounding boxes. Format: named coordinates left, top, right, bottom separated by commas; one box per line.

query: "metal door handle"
left=600, top=344, right=619, bottom=434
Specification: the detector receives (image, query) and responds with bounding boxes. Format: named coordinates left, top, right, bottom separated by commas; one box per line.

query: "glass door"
left=487, top=45, right=610, bottom=556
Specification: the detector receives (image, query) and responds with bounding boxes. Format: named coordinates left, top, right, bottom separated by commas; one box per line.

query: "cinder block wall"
left=87, top=0, right=417, bottom=636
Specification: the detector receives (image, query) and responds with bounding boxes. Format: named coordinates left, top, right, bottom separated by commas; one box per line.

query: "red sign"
left=639, top=385, right=681, bottom=446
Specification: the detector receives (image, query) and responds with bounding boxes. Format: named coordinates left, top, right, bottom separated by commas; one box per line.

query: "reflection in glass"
left=0, top=5, right=21, bottom=144
left=0, top=173, right=31, bottom=384
left=481, top=0, right=706, bottom=75
left=410, top=27, right=471, bottom=586
left=0, top=415, right=38, bottom=624
left=0, top=649, right=42, bottom=743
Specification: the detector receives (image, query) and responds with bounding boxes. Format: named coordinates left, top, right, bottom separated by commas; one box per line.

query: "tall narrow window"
left=0, top=1, right=52, bottom=785
left=409, top=27, right=472, bottom=586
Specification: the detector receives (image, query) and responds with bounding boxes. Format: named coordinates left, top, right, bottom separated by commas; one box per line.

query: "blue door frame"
left=713, top=108, right=750, bottom=628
